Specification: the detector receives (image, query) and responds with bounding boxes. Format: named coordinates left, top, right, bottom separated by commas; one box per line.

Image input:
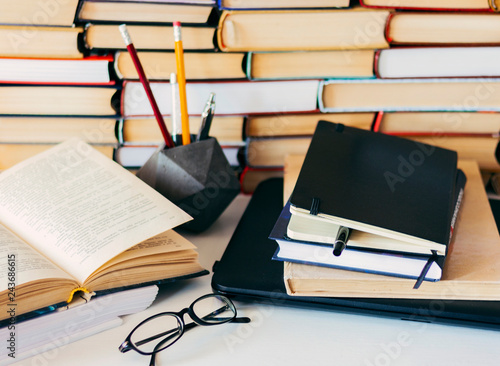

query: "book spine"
left=371, top=111, right=384, bottom=132
left=373, top=49, right=382, bottom=79
left=216, top=11, right=231, bottom=51
left=245, top=51, right=253, bottom=80
left=384, top=12, right=396, bottom=44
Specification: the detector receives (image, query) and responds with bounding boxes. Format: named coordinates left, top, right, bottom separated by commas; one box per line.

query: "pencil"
left=119, top=24, right=175, bottom=149
left=173, top=21, right=190, bottom=145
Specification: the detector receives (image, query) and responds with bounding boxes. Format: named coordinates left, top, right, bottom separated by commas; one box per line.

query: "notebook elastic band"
left=413, top=251, right=439, bottom=289
left=310, top=197, right=320, bottom=215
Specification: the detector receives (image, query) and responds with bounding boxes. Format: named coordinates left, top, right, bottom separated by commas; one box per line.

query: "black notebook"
left=211, top=178, right=500, bottom=330
left=289, top=121, right=465, bottom=257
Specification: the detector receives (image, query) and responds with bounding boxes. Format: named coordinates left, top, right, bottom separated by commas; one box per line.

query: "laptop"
left=211, top=178, right=500, bottom=330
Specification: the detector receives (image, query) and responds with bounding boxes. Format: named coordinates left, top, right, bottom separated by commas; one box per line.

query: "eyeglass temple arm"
left=145, top=314, right=250, bottom=366
left=147, top=315, right=251, bottom=364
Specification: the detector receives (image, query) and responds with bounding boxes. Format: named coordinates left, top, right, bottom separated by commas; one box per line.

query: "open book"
left=0, top=139, right=207, bottom=322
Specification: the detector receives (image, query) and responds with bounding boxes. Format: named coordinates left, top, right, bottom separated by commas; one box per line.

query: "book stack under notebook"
left=280, top=155, right=500, bottom=300
left=270, top=121, right=467, bottom=288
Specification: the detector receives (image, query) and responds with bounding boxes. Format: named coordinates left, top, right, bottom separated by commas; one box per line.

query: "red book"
left=360, top=0, right=496, bottom=12
left=0, top=55, right=114, bottom=85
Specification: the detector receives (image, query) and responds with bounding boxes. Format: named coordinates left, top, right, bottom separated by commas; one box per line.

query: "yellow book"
left=121, top=116, right=245, bottom=145
left=245, top=113, right=375, bottom=167
left=115, top=51, right=246, bottom=80
left=0, top=143, right=115, bottom=170
left=0, top=0, right=79, bottom=26
left=0, top=25, right=83, bottom=58
left=217, top=8, right=390, bottom=52
left=78, top=0, right=214, bottom=24
left=247, top=50, right=375, bottom=80
left=85, top=24, right=216, bottom=51
left=0, top=117, right=117, bottom=144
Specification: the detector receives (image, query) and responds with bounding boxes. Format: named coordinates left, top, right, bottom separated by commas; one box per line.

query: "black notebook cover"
left=212, top=178, right=500, bottom=330
left=289, top=121, right=459, bottom=248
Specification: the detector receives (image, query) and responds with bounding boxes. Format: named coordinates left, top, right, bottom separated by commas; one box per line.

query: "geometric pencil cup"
left=136, top=137, right=241, bottom=232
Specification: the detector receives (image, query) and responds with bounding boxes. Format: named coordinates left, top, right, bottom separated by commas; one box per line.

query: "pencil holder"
left=136, top=137, right=241, bottom=232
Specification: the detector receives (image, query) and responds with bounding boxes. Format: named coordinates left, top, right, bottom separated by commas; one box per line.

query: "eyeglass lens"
left=130, top=314, right=183, bottom=354
left=128, top=295, right=237, bottom=354
left=192, top=295, right=236, bottom=324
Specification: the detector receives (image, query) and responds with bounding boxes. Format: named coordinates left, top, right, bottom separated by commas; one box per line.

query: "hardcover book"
left=375, top=47, right=500, bottom=79
left=360, top=0, right=497, bottom=11
left=84, top=24, right=217, bottom=51
left=0, top=55, right=113, bottom=85
left=386, top=11, right=500, bottom=45
left=319, top=78, right=500, bottom=112
left=218, top=0, right=350, bottom=10
left=0, top=0, right=79, bottom=26
left=77, top=0, right=216, bottom=24
left=121, top=79, right=320, bottom=116
left=0, top=26, right=83, bottom=59
left=0, top=85, right=119, bottom=116
left=217, top=8, right=391, bottom=52
left=372, top=112, right=500, bottom=172
left=246, top=50, right=375, bottom=80
left=114, top=51, right=246, bottom=80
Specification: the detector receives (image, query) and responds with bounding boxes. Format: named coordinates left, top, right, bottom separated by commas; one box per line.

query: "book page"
left=0, top=139, right=191, bottom=283
left=0, top=224, right=74, bottom=292
left=84, top=230, right=198, bottom=284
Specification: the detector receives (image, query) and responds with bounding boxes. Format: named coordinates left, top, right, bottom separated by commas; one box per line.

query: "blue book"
left=269, top=201, right=445, bottom=282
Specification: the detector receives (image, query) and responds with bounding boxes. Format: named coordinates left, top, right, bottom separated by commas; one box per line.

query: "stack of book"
left=5, top=1, right=500, bottom=193
left=215, top=0, right=500, bottom=191
left=0, top=0, right=121, bottom=170
left=271, top=121, right=500, bottom=300
left=91, top=0, right=248, bottom=169
left=217, top=1, right=385, bottom=191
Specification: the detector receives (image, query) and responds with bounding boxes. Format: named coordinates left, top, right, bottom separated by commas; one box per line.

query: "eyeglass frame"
left=119, top=293, right=251, bottom=360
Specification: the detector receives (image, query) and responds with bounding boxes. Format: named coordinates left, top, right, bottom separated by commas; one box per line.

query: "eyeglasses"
left=119, top=293, right=251, bottom=366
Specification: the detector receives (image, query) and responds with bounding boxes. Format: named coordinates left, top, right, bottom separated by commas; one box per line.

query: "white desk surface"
left=12, top=194, right=500, bottom=366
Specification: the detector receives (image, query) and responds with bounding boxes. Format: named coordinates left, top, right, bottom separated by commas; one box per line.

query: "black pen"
left=333, top=226, right=350, bottom=256
left=196, top=92, right=216, bottom=141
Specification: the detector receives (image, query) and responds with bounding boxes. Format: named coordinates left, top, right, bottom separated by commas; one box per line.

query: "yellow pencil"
left=173, top=21, right=190, bottom=145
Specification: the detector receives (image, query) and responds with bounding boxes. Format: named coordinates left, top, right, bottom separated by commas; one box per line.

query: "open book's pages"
left=0, top=139, right=207, bottom=322
left=0, top=286, right=159, bottom=363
